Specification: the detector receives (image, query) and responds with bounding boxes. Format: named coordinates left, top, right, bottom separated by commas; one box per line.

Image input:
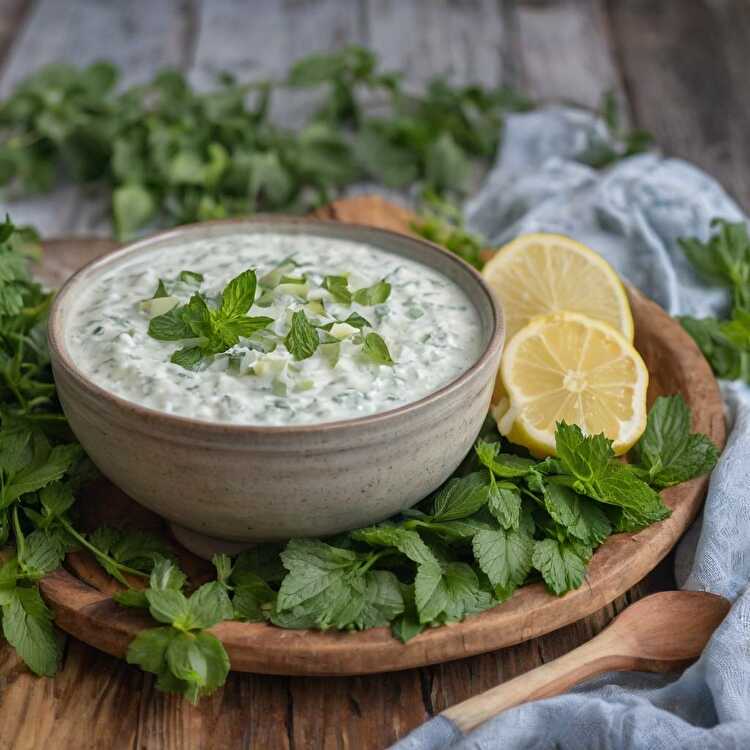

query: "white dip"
left=66, top=233, right=484, bottom=425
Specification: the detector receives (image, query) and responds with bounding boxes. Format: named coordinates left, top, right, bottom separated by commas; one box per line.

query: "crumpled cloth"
left=391, top=107, right=750, bottom=750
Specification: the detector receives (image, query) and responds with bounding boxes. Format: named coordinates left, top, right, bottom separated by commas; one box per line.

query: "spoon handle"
left=441, top=632, right=625, bottom=733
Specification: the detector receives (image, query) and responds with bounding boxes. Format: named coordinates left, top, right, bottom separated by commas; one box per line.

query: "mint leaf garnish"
left=284, top=310, right=319, bottom=360
left=472, top=526, right=534, bottom=600
left=362, top=331, right=394, bottom=365
left=531, top=539, right=587, bottom=596
left=178, top=270, right=204, bottom=286
left=352, top=279, right=391, bottom=305
left=322, top=275, right=352, bottom=304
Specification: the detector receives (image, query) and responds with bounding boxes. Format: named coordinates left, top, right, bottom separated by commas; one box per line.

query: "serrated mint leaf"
left=219, top=269, right=257, bottom=318
left=414, top=561, right=492, bottom=624
left=322, top=275, right=352, bottom=304
left=145, top=589, right=190, bottom=626
left=362, top=332, right=394, bottom=366
left=149, top=558, right=187, bottom=592
left=431, top=472, right=491, bottom=521
left=472, top=527, right=534, bottom=600
left=352, top=279, right=391, bottom=305
left=285, top=310, right=319, bottom=360
left=1, top=586, right=60, bottom=676
left=487, top=477, right=522, bottom=530
left=165, top=631, right=229, bottom=703
left=170, top=345, right=204, bottom=370
left=532, top=539, right=587, bottom=596
left=148, top=305, right=192, bottom=341
left=0, top=427, right=31, bottom=475
left=391, top=584, right=424, bottom=643
left=232, top=571, right=276, bottom=622
left=356, top=570, right=404, bottom=629
left=38, top=481, right=75, bottom=519
left=126, top=625, right=175, bottom=674
left=475, top=439, right=535, bottom=478
left=351, top=525, right=436, bottom=565
left=233, top=545, right=286, bottom=585
left=152, top=279, right=169, bottom=298
left=18, top=529, right=66, bottom=579
left=631, top=395, right=718, bottom=487
left=2, top=443, right=81, bottom=507
left=186, top=581, right=234, bottom=629
left=554, top=422, right=612, bottom=483
left=542, top=483, right=611, bottom=547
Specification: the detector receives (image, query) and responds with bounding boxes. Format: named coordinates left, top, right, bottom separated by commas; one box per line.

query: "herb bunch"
left=0, top=47, right=532, bottom=240
left=680, top=219, right=750, bottom=382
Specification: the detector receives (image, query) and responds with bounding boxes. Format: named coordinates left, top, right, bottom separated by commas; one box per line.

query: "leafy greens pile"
left=0, top=47, right=533, bottom=240
left=680, top=219, right=750, bottom=382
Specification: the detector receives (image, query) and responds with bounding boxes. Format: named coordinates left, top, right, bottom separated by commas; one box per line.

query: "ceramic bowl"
left=48, top=218, right=504, bottom=554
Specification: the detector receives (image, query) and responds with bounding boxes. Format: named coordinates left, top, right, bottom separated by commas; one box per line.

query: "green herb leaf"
left=362, top=332, right=394, bottom=366
left=284, top=310, right=319, bottom=361
left=532, top=539, right=587, bottom=596
left=431, top=472, right=491, bottom=521
left=414, top=561, right=492, bottom=624
left=472, top=526, right=534, bottom=600
left=322, top=275, right=352, bottom=304
left=352, top=279, right=391, bottom=305
left=179, top=270, right=204, bottom=286
left=219, top=269, right=257, bottom=318
left=631, top=395, right=719, bottom=487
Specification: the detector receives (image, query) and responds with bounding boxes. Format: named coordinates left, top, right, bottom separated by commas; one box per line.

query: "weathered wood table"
left=0, top=1, right=745, bottom=748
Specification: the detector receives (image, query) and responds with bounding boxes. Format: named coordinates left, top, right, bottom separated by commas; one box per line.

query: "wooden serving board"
left=36, top=196, right=726, bottom=676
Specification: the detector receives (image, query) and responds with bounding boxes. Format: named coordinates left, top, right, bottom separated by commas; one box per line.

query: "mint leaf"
left=2, top=443, right=81, bottom=507
left=149, top=558, right=187, bottom=592
left=542, top=483, right=611, bottom=547
left=362, top=332, right=394, bottom=366
left=414, top=561, right=492, bottom=624
left=391, top=585, right=424, bottom=643
left=170, top=346, right=204, bottom=370
left=18, top=529, right=67, bottom=579
left=148, top=305, right=193, bottom=341
left=322, top=275, right=352, bottom=304
left=631, top=395, right=718, bottom=487
left=357, top=570, right=404, bottom=629
left=431, top=472, right=491, bottom=521
left=232, top=571, right=276, bottom=622
left=475, top=440, right=535, bottom=478
left=145, top=589, right=190, bottom=626
left=351, top=525, right=436, bottom=565
left=165, top=631, right=229, bottom=703
left=352, top=279, right=391, bottom=305
left=219, top=269, right=257, bottom=318
left=285, top=310, right=319, bottom=360
left=1, top=586, right=60, bottom=676
left=186, top=582, right=234, bottom=629
left=487, top=476, right=522, bottom=530
left=532, top=539, right=587, bottom=596
left=554, top=422, right=612, bottom=484
left=472, top=526, right=534, bottom=600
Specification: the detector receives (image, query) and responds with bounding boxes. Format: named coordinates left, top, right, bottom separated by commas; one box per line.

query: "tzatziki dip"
left=66, top=233, right=483, bottom=426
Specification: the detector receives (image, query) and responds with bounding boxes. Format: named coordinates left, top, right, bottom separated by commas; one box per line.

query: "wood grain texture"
left=608, top=0, right=750, bottom=210
left=36, top=196, right=726, bottom=678
left=515, top=0, right=625, bottom=111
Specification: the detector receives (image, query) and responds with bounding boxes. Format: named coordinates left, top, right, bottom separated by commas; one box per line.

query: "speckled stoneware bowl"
left=48, top=219, right=504, bottom=555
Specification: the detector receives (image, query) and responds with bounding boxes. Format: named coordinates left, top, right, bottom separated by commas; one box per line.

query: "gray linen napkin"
left=391, top=107, right=750, bottom=750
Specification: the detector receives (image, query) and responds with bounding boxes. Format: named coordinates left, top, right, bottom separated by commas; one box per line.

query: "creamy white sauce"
left=66, top=233, right=483, bottom=425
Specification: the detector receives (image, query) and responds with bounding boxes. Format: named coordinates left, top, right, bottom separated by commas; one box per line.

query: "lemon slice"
left=497, top=312, right=648, bottom=457
left=482, top=233, right=634, bottom=344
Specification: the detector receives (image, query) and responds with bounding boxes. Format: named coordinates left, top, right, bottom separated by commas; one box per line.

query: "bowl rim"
left=48, top=216, right=504, bottom=436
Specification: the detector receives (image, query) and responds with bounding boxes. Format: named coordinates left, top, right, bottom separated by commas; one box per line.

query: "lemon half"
left=496, top=312, right=648, bottom=457
left=482, top=233, right=634, bottom=344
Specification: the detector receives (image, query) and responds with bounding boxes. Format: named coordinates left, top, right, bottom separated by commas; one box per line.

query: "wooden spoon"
left=442, top=590, right=730, bottom=733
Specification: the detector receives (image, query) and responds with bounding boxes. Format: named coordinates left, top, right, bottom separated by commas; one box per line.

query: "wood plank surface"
left=0, top=1, right=742, bottom=748
left=608, top=0, right=750, bottom=210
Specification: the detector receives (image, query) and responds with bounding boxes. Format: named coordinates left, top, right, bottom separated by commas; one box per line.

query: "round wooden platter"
left=36, top=196, right=726, bottom=677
